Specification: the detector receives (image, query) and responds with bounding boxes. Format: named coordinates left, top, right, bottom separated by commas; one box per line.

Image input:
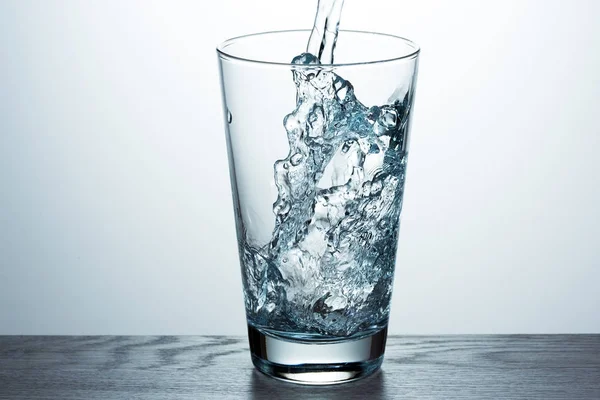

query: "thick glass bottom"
left=247, top=324, right=387, bottom=385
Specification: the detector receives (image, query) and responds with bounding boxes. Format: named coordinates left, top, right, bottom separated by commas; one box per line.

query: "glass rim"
left=216, top=29, right=420, bottom=67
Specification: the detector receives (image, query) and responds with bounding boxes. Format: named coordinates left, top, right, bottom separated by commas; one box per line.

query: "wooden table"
left=1, top=336, right=599, bottom=399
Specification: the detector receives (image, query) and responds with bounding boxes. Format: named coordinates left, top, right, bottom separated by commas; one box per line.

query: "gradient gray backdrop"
left=1, top=0, right=599, bottom=334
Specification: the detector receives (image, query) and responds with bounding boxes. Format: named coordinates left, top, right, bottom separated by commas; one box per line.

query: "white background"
left=1, top=0, right=599, bottom=335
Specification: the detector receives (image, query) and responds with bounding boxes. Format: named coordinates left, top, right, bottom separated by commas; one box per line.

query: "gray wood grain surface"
left=0, top=335, right=599, bottom=399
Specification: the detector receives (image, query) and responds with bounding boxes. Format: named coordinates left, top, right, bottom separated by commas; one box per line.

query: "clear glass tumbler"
left=217, top=30, right=419, bottom=384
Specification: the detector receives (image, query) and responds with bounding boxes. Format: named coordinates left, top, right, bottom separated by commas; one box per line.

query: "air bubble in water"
left=290, top=153, right=303, bottom=166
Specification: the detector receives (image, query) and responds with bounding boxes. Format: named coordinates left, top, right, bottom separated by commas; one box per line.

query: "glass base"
left=247, top=324, right=387, bottom=385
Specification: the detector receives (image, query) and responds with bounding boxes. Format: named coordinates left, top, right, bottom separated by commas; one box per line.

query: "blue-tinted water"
left=241, top=0, right=411, bottom=339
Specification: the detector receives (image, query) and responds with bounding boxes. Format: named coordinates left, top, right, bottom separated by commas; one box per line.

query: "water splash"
left=240, top=1, right=412, bottom=338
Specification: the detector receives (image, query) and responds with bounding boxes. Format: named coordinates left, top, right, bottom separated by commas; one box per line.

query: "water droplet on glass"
left=227, top=109, right=232, bottom=123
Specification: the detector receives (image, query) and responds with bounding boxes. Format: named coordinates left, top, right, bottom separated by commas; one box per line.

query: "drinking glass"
left=217, top=30, right=419, bottom=384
